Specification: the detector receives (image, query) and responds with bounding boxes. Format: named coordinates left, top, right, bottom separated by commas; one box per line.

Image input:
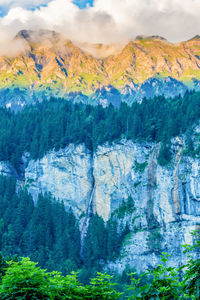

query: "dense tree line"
left=81, top=214, right=130, bottom=282
left=0, top=176, right=81, bottom=274
left=1, top=234, right=200, bottom=299
left=0, top=176, right=129, bottom=282
left=0, top=90, right=200, bottom=171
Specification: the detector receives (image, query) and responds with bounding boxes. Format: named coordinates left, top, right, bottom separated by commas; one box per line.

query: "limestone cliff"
left=16, top=135, right=200, bottom=273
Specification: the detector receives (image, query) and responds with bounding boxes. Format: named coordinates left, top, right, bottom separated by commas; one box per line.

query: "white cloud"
left=0, top=26, right=26, bottom=56
left=0, top=0, right=199, bottom=56
left=0, top=0, right=50, bottom=9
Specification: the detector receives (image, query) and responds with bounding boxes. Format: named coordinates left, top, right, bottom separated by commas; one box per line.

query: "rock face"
left=25, top=144, right=93, bottom=216
left=2, top=30, right=200, bottom=108
left=0, top=161, right=17, bottom=177
left=22, top=138, right=200, bottom=272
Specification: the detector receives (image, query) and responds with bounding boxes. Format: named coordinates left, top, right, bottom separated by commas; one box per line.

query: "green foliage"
left=128, top=231, right=200, bottom=299
left=0, top=176, right=81, bottom=274
left=86, top=273, right=122, bottom=299
left=147, top=228, right=162, bottom=252
left=128, top=253, right=183, bottom=300
left=0, top=90, right=200, bottom=170
left=0, top=253, right=7, bottom=282
left=112, top=196, right=135, bottom=219
left=83, top=214, right=107, bottom=269
left=0, top=258, right=121, bottom=299
left=133, top=181, right=141, bottom=189
left=134, top=160, right=148, bottom=173
left=1, top=233, right=200, bottom=298
left=0, top=258, right=52, bottom=299
left=183, top=129, right=200, bottom=159
left=181, top=230, right=200, bottom=299
left=183, top=128, right=195, bottom=157
left=158, top=143, right=172, bottom=166
left=83, top=213, right=131, bottom=270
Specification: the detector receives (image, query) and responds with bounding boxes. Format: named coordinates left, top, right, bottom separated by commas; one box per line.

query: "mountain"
left=1, top=30, right=200, bottom=108
left=1, top=30, right=200, bottom=281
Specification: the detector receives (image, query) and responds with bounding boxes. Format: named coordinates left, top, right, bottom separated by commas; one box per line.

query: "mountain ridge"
left=2, top=29, right=200, bottom=108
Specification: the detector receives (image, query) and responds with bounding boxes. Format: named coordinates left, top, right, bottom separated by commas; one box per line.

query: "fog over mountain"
left=0, top=0, right=199, bottom=56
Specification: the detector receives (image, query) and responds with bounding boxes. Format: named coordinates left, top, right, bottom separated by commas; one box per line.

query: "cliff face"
left=24, top=139, right=200, bottom=222
left=18, top=135, right=200, bottom=272
left=24, top=144, right=93, bottom=216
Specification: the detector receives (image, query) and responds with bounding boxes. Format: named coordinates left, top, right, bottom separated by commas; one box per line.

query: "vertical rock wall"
left=20, top=139, right=200, bottom=272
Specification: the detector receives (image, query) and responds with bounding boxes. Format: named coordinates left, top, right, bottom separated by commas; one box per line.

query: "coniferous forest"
left=1, top=233, right=200, bottom=298
left=0, top=90, right=199, bottom=172
left=1, top=90, right=200, bottom=298
left=0, top=175, right=130, bottom=285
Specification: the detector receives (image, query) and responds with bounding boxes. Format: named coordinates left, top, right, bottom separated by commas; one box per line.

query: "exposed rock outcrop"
left=21, top=138, right=200, bottom=272
left=2, top=30, right=200, bottom=108
left=25, top=144, right=93, bottom=216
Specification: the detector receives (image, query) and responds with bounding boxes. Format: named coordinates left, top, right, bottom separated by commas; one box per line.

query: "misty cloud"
left=0, top=27, right=26, bottom=56
left=0, top=0, right=199, bottom=56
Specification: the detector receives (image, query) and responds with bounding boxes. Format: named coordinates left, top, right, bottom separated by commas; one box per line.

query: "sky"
left=0, top=0, right=200, bottom=55
left=73, top=0, right=94, bottom=9
left=0, top=0, right=94, bottom=15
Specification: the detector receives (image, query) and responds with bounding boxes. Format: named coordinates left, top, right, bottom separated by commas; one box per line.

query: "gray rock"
left=23, top=138, right=200, bottom=273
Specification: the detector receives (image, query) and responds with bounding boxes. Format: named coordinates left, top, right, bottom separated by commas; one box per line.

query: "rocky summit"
left=1, top=30, right=200, bottom=108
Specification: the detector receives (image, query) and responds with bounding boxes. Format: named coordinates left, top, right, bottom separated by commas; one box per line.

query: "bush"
left=0, top=257, right=121, bottom=299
